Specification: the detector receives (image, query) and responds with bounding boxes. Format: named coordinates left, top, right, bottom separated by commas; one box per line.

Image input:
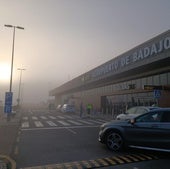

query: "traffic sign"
left=4, top=92, right=13, bottom=113
left=4, top=105, right=12, bottom=113
left=154, top=90, right=161, bottom=99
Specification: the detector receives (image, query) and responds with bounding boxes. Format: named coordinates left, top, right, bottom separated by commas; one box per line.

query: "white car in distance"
left=116, top=106, right=159, bottom=120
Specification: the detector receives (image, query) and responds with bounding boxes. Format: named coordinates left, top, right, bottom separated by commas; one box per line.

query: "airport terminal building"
left=50, top=30, right=170, bottom=115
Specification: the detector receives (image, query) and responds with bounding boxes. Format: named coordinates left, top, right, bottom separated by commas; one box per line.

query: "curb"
left=0, top=155, right=16, bottom=169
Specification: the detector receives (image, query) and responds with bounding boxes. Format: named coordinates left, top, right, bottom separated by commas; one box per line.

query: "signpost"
left=153, top=90, right=161, bottom=106
left=4, top=92, right=13, bottom=113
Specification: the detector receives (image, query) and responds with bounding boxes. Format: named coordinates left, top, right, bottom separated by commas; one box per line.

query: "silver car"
left=116, top=106, right=159, bottom=120
left=61, top=104, right=75, bottom=113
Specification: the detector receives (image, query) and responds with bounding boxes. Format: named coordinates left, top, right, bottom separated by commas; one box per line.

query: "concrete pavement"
left=0, top=110, right=113, bottom=169
left=0, top=112, right=20, bottom=169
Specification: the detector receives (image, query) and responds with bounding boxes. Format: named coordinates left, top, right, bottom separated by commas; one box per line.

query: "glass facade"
left=61, top=72, right=170, bottom=117
left=81, top=72, right=170, bottom=115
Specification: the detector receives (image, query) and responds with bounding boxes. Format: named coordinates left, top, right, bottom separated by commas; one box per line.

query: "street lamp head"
left=4, top=24, right=24, bottom=30
left=4, top=24, right=13, bottom=28
left=16, top=26, right=24, bottom=30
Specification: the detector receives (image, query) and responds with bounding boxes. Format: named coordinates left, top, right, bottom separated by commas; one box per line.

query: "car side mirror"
left=130, top=118, right=135, bottom=125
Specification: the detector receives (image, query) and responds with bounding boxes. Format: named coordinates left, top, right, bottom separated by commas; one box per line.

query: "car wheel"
left=105, top=131, right=123, bottom=151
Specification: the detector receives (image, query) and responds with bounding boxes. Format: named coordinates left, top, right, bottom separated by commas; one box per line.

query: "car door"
left=158, top=111, right=170, bottom=149
left=124, top=111, right=164, bottom=148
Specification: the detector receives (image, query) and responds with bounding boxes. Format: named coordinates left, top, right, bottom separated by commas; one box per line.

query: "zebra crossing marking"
left=67, top=120, right=82, bottom=125
left=57, top=120, right=70, bottom=126
left=46, top=121, right=57, bottom=127
left=96, top=119, right=107, bottom=123
left=88, top=119, right=103, bottom=124
left=22, top=117, right=28, bottom=120
left=77, top=119, right=93, bottom=125
left=21, top=114, right=108, bottom=129
left=48, top=116, right=56, bottom=119
left=21, top=121, right=29, bottom=128
left=34, top=121, right=43, bottom=127
left=57, top=116, right=65, bottom=119
left=40, top=116, right=47, bottom=120
left=32, top=116, right=38, bottom=120
left=64, top=115, right=74, bottom=119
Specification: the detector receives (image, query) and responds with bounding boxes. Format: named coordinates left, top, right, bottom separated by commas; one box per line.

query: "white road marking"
left=88, top=119, right=103, bottom=124
left=96, top=119, right=107, bottom=123
left=34, top=121, right=43, bottom=127
left=64, top=115, right=74, bottom=119
left=58, top=116, right=65, bottom=119
left=67, top=120, right=82, bottom=125
left=48, top=116, right=56, bottom=119
left=21, top=125, right=99, bottom=131
left=40, top=116, right=47, bottom=120
left=22, top=121, right=29, bottom=128
left=65, top=127, right=77, bottom=134
left=22, top=116, right=28, bottom=120
left=57, top=120, right=70, bottom=126
left=77, top=119, right=93, bottom=125
left=32, top=116, right=38, bottom=120
left=46, top=121, right=57, bottom=127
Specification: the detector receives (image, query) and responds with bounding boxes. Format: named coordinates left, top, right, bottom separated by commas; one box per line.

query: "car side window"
left=136, top=112, right=163, bottom=123
left=153, top=112, right=163, bottom=122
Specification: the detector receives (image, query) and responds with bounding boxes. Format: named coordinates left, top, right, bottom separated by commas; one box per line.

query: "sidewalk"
left=0, top=112, right=20, bottom=169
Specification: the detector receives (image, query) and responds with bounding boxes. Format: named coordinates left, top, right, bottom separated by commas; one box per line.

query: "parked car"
left=99, top=108, right=170, bottom=152
left=56, top=104, right=62, bottom=112
left=61, top=104, right=75, bottom=113
left=116, top=106, right=159, bottom=120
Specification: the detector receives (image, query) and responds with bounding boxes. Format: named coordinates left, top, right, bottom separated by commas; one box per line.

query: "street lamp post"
left=17, top=68, right=26, bottom=109
left=4, top=24, right=24, bottom=93
left=4, top=24, right=24, bottom=115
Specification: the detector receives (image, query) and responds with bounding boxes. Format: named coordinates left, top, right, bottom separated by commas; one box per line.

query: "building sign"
left=91, top=35, right=170, bottom=79
left=143, top=85, right=163, bottom=90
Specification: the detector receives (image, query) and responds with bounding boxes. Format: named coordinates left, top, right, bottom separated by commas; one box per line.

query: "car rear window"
left=126, top=107, right=137, bottom=114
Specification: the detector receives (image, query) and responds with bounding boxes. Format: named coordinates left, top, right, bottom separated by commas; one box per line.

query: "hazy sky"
left=0, top=0, right=170, bottom=104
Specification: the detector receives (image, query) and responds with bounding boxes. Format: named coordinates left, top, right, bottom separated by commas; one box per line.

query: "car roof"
left=147, top=106, right=160, bottom=109
left=127, top=106, right=159, bottom=111
left=151, top=107, right=170, bottom=111
left=129, top=106, right=159, bottom=109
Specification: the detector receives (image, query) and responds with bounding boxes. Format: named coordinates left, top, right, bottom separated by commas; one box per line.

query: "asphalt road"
left=13, top=111, right=170, bottom=169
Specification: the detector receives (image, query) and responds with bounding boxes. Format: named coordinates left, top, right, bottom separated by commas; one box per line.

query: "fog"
left=0, top=0, right=170, bottom=105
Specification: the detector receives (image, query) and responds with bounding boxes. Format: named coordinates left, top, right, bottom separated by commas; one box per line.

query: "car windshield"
left=0, top=1, right=170, bottom=169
